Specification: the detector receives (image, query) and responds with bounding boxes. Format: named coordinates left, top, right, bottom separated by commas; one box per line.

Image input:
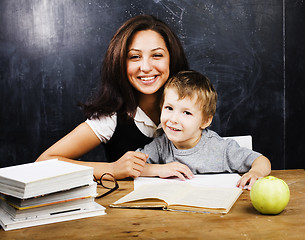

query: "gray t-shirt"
left=137, top=129, right=261, bottom=174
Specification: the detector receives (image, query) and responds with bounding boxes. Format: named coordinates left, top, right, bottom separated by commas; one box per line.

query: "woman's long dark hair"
left=82, top=15, right=189, bottom=119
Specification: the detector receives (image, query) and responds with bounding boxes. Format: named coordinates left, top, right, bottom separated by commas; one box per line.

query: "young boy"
left=138, top=70, right=271, bottom=190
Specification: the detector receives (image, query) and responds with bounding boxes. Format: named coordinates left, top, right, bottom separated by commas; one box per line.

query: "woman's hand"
left=110, top=151, right=148, bottom=179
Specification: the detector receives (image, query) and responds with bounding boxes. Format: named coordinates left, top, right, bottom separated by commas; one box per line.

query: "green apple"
left=250, top=176, right=290, bottom=215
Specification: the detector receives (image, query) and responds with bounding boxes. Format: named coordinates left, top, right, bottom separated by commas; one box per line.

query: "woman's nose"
left=140, top=58, right=152, bottom=72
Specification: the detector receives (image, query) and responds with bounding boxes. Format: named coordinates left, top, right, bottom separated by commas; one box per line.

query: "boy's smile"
left=167, top=126, right=181, bottom=132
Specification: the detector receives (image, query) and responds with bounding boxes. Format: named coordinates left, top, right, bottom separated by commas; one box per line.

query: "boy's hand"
left=237, top=155, right=271, bottom=190
left=236, top=170, right=261, bottom=190
left=157, top=162, right=194, bottom=181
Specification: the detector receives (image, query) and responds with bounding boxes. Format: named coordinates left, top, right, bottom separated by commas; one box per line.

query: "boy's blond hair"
left=162, top=70, right=217, bottom=120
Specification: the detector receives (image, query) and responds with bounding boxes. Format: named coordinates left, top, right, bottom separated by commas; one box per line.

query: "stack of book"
left=0, top=159, right=105, bottom=231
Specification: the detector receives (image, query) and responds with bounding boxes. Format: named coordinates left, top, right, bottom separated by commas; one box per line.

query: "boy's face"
left=161, top=87, right=212, bottom=149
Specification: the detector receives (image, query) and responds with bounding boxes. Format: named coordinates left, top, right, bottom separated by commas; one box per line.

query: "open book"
left=111, top=179, right=243, bottom=214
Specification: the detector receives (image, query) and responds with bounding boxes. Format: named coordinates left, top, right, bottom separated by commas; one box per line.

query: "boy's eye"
left=184, top=111, right=192, bottom=116
left=164, top=106, right=173, bottom=111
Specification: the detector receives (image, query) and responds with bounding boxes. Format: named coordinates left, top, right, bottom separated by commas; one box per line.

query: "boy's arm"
left=237, top=155, right=271, bottom=190
left=141, top=162, right=194, bottom=180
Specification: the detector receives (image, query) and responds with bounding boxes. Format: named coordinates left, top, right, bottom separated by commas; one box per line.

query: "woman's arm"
left=36, top=122, right=148, bottom=179
left=236, top=155, right=271, bottom=190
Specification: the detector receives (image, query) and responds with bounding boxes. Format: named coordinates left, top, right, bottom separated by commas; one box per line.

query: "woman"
left=36, top=15, right=189, bottom=179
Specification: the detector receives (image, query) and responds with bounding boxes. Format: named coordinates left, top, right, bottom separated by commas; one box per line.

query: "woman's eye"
left=153, top=53, right=163, bottom=58
left=129, top=55, right=140, bottom=60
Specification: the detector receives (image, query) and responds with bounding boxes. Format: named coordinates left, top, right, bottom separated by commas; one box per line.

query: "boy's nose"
left=170, top=112, right=179, bottom=124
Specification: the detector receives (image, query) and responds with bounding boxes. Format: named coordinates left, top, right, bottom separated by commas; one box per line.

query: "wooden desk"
left=1, top=170, right=304, bottom=239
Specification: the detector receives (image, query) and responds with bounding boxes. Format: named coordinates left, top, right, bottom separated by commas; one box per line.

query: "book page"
left=134, top=173, right=241, bottom=190
left=113, top=182, right=190, bottom=205
left=168, top=185, right=242, bottom=210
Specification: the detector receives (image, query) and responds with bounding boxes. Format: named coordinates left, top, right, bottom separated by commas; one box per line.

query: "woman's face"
left=126, top=30, right=170, bottom=95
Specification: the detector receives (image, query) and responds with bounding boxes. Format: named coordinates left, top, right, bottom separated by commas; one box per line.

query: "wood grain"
left=1, top=170, right=304, bottom=239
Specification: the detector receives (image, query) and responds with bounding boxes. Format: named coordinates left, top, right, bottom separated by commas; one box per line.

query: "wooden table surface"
left=1, top=169, right=304, bottom=239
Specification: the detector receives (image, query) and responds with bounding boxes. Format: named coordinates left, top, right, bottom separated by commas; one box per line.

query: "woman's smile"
left=138, top=75, right=159, bottom=85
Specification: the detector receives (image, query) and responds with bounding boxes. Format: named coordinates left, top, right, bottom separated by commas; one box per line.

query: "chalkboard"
left=1, top=0, right=304, bottom=169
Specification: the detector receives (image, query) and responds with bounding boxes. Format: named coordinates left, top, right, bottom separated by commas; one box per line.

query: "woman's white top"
left=85, top=107, right=161, bottom=143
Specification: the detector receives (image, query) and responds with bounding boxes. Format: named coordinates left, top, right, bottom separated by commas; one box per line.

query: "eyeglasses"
left=94, top=173, right=119, bottom=199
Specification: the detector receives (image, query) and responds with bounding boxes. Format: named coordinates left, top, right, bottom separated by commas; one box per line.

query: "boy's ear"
left=201, top=116, right=213, bottom=129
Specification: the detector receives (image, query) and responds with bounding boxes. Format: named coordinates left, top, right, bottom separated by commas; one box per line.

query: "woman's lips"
left=138, top=75, right=158, bottom=85
left=140, top=76, right=155, bottom=81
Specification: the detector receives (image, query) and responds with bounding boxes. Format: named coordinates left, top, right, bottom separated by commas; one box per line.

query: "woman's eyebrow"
left=128, top=47, right=166, bottom=52
left=152, top=47, right=166, bottom=52
left=128, top=48, right=141, bottom=52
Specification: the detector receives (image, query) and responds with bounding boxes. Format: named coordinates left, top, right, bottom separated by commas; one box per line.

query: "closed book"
left=0, top=197, right=96, bottom=220
left=0, top=201, right=105, bottom=231
left=0, top=182, right=97, bottom=210
left=0, top=159, right=93, bottom=199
